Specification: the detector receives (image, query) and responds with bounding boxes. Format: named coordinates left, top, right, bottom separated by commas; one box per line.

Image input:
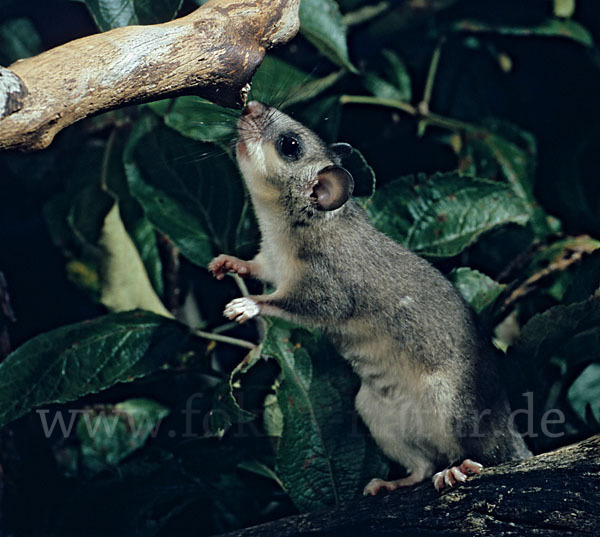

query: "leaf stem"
left=194, top=329, right=256, bottom=350
left=422, top=38, right=444, bottom=111
left=212, top=321, right=239, bottom=334
left=339, top=94, right=479, bottom=133
left=340, top=94, right=417, bottom=115
left=232, top=273, right=250, bottom=297
left=342, top=1, right=390, bottom=27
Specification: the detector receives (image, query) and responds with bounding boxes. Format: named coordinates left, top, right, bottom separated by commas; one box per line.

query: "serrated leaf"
left=346, top=147, right=376, bottom=198
left=98, top=204, right=171, bottom=316
left=262, top=320, right=388, bottom=511
left=124, top=115, right=258, bottom=268
left=0, top=310, right=189, bottom=429
left=299, top=0, right=358, bottom=73
left=449, top=267, right=505, bottom=314
left=73, top=0, right=183, bottom=31
left=452, top=18, right=593, bottom=47
left=208, top=346, right=261, bottom=437
left=458, top=121, right=550, bottom=236
left=366, top=172, right=530, bottom=257
left=78, top=398, right=170, bottom=476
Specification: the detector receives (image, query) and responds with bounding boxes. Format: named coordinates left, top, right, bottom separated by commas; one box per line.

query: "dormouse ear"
left=311, top=165, right=354, bottom=211
left=330, top=143, right=353, bottom=159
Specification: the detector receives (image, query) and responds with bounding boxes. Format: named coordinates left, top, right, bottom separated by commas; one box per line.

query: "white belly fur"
left=354, top=363, right=462, bottom=476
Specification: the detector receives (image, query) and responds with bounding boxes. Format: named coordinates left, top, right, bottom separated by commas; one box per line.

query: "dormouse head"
left=236, top=101, right=354, bottom=216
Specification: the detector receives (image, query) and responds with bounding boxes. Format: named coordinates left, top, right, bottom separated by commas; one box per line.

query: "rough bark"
left=221, top=435, right=600, bottom=537
left=0, top=0, right=300, bottom=152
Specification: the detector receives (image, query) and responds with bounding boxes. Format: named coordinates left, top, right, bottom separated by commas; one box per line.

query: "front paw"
left=224, top=297, right=260, bottom=323
left=209, top=254, right=252, bottom=280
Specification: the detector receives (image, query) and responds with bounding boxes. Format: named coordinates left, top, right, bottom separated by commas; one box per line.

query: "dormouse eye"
left=276, top=133, right=303, bottom=161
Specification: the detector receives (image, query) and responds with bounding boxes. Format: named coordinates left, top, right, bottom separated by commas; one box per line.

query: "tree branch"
left=221, top=435, right=600, bottom=537
left=0, top=0, right=300, bottom=152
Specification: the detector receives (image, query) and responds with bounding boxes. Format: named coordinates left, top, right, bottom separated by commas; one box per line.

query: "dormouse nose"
left=241, top=100, right=265, bottom=118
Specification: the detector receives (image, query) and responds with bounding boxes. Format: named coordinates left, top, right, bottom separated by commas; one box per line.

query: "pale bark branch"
left=0, top=0, right=300, bottom=151
left=221, top=435, right=600, bottom=537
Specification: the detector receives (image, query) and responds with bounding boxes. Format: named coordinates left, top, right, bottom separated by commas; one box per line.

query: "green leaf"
left=568, top=364, right=600, bottom=424
left=299, top=0, right=358, bottom=73
left=102, top=130, right=165, bottom=298
left=78, top=398, right=170, bottom=476
left=98, top=204, right=171, bottom=316
left=73, top=0, right=183, bottom=31
left=252, top=56, right=345, bottom=109
left=554, top=0, right=576, bottom=19
left=148, top=97, right=238, bottom=144
left=459, top=122, right=551, bottom=236
left=512, top=235, right=600, bottom=304
left=262, top=320, right=388, bottom=512
left=464, top=123, right=537, bottom=200
left=506, top=297, right=600, bottom=446
left=0, top=310, right=189, bottom=430
left=363, top=50, right=411, bottom=102
left=42, top=142, right=111, bottom=253
left=124, top=115, right=258, bottom=268
left=251, top=56, right=314, bottom=106
left=149, top=58, right=343, bottom=144
left=208, top=346, right=261, bottom=437
left=346, top=147, right=376, bottom=198
left=43, top=133, right=166, bottom=303
left=366, top=172, right=530, bottom=258
left=448, top=267, right=505, bottom=315
left=563, top=250, right=600, bottom=304
left=263, top=392, right=283, bottom=438
left=0, top=18, right=42, bottom=64
left=452, top=18, right=593, bottom=47
left=237, top=459, right=283, bottom=488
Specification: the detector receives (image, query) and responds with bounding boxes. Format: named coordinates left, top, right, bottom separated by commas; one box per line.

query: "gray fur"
left=213, top=101, right=531, bottom=489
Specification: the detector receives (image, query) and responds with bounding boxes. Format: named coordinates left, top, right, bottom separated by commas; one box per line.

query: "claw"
left=224, top=297, right=260, bottom=323
left=433, top=459, right=483, bottom=492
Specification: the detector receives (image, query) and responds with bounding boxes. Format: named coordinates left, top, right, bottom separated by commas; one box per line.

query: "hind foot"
left=363, top=471, right=426, bottom=496
left=432, top=459, right=483, bottom=492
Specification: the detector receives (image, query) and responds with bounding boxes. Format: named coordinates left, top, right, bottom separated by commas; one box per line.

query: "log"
left=0, top=0, right=300, bottom=152
left=221, top=435, right=600, bottom=537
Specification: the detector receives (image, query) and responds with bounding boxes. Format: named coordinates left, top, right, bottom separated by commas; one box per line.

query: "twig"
left=342, top=1, right=390, bottom=27
left=232, top=273, right=250, bottom=297
left=212, top=321, right=239, bottom=334
left=420, top=38, right=445, bottom=114
left=339, top=94, right=479, bottom=133
left=194, top=329, right=256, bottom=350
